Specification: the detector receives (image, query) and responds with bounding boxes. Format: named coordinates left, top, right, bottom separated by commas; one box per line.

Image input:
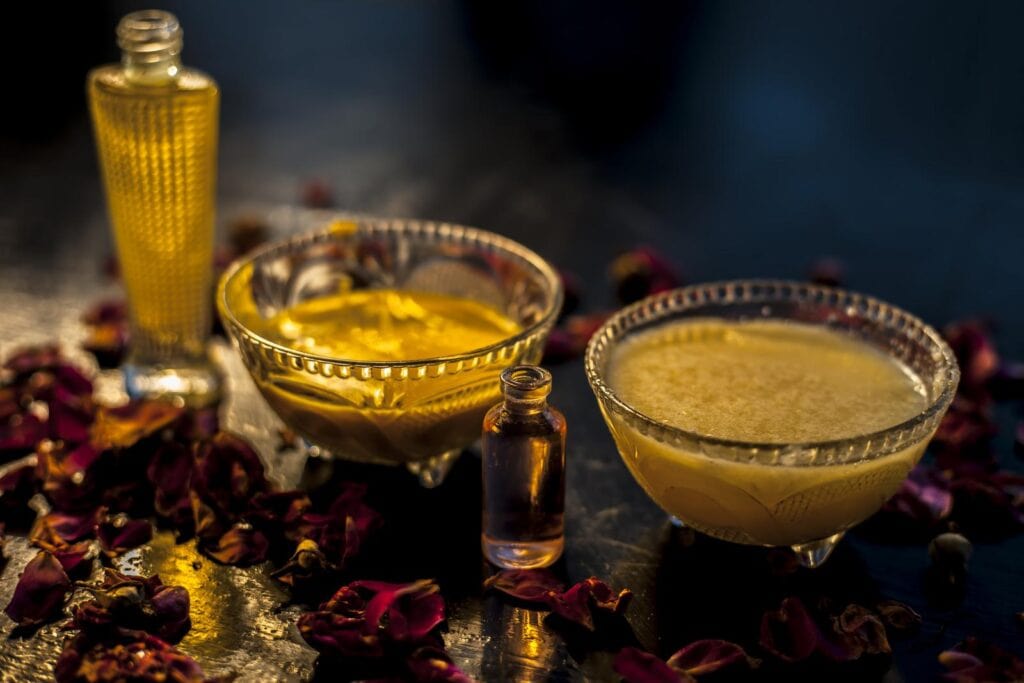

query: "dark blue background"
left=2, top=2, right=1022, bottom=680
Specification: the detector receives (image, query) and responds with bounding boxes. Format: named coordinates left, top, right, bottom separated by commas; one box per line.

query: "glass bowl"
left=217, top=217, right=562, bottom=487
left=585, top=280, right=959, bottom=567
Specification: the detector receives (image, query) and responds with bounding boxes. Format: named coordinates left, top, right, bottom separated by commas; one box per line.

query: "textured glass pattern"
left=585, top=280, right=959, bottom=561
left=88, top=68, right=218, bottom=361
left=218, top=217, right=562, bottom=485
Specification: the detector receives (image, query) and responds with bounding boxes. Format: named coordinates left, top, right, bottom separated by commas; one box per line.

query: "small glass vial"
left=482, top=365, right=566, bottom=569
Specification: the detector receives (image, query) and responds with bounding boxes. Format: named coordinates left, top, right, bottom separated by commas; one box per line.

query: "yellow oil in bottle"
left=88, top=10, right=220, bottom=405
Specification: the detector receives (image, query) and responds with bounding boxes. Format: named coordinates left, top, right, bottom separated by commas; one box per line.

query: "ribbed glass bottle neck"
left=501, top=365, right=552, bottom=415
left=117, top=10, right=183, bottom=84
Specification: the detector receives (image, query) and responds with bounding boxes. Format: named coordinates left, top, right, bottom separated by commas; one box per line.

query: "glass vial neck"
left=501, top=365, right=552, bottom=415
left=117, top=10, right=183, bottom=84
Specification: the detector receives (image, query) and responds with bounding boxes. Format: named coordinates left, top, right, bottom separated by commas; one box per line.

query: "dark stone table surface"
left=1, top=2, right=1022, bottom=681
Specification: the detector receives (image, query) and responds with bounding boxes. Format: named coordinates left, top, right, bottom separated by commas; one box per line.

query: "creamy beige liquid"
left=605, top=319, right=931, bottom=546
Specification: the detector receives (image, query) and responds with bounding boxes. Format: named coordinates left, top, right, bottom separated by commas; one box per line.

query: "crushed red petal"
left=90, top=401, right=184, bottom=451
left=405, top=646, right=475, bottom=683
left=31, top=510, right=99, bottom=548
left=609, top=246, right=683, bottom=305
left=483, top=569, right=565, bottom=603
left=147, top=441, right=195, bottom=528
left=880, top=465, right=953, bottom=526
left=3, top=345, right=63, bottom=377
left=820, top=604, right=891, bottom=662
left=35, top=441, right=104, bottom=512
left=933, top=397, right=999, bottom=467
left=70, top=569, right=191, bottom=643
left=759, top=596, right=819, bottom=663
left=52, top=541, right=97, bottom=576
left=943, top=320, right=1000, bottom=394
left=874, top=600, right=922, bottom=634
left=96, top=512, right=153, bottom=556
left=938, top=637, right=1024, bottom=682
left=543, top=312, right=612, bottom=364
left=204, top=523, right=270, bottom=566
left=191, top=432, right=269, bottom=517
left=807, top=257, right=846, bottom=287
left=666, top=639, right=760, bottom=676
left=614, top=647, right=689, bottom=683
left=298, top=579, right=445, bottom=659
left=0, top=413, right=48, bottom=455
left=544, top=577, right=632, bottom=631
left=54, top=631, right=207, bottom=683
left=0, top=460, right=39, bottom=528
left=357, top=579, right=446, bottom=643
left=3, top=550, right=72, bottom=626
left=301, top=179, right=335, bottom=208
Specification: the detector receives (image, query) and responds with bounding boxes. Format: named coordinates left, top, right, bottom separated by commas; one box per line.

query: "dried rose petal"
left=881, top=465, right=952, bottom=526
left=52, top=541, right=96, bottom=576
left=249, top=489, right=312, bottom=538
left=176, top=407, right=220, bottom=442
left=543, top=312, right=612, bottom=364
left=36, top=440, right=104, bottom=512
left=55, top=631, right=207, bottom=683
left=808, top=257, right=846, bottom=287
left=81, top=322, right=128, bottom=369
left=944, top=320, right=1000, bottom=393
left=666, top=639, right=760, bottom=676
left=53, top=365, right=94, bottom=399
left=3, top=345, right=63, bottom=376
left=49, top=389, right=94, bottom=444
left=298, top=584, right=383, bottom=658
left=358, top=579, right=446, bottom=643
left=0, top=461, right=38, bottom=529
left=81, top=300, right=126, bottom=326
left=0, top=413, right=47, bottom=454
left=614, top=647, right=690, bottom=683
left=147, top=441, right=194, bottom=527
left=204, top=523, right=269, bottom=566
left=938, top=637, right=1024, bottom=682
left=933, top=397, right=998, bottom=467
left=70, top=570, right=191, bottom=643
left=821, top=604, right=891, bottom=662
left=96, top=512, right=152, bottom=556
left=191, top=432, right=269, bottom=516
left=875, top=600, right=922, bottom=634
left=759, top=596, right=819, bottom=663
left=90, top=400, right=183, bottom=451
left=609, top=246, right=682, bottom=305
left=295, top=484, right=380, bottom=567
left=3, top=550, right=72, bottom=626
left=483, top=569, right=565, bottom=603
left=301, top=179, right=334, bottom=208
left=949, top=474, right=1024, bottom=538
left=31, top=510, right=99, bottom=548
left=545, top=577, right=632, bottom=631
left=405, top=646, right=475, bottom=683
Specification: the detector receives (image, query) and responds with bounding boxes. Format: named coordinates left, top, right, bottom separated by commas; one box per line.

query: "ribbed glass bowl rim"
left=584, top=280, right=960, bottom=465
left=217, top=215, right=563, bottom=370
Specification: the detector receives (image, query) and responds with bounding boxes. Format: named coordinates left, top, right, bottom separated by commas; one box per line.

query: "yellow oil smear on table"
left=605, top=319, right=931, bottom=546
left=234, top=287, right=524, bottom=463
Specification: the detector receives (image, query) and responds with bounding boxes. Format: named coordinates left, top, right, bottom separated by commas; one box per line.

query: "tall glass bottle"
left=482, top=365, right=566, bottom=569
left=87, top=10, right=220, bottom=406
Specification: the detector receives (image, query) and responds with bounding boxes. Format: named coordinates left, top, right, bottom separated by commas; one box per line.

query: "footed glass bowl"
left=218, top=217, right=562, bottom=487
left=585, top=281, right=959, bottom=567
